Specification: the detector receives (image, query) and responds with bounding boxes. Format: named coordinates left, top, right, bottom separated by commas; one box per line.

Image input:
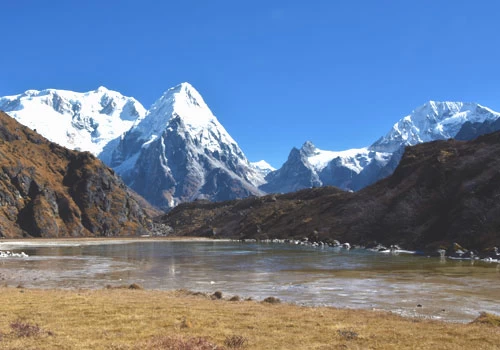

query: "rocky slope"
left=0, top=111, right=155, bottom=238
left=156, top=131, right=500, bottom=251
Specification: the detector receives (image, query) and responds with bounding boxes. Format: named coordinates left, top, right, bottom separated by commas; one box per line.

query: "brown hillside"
left=156, top=133, right=500, bottom=251
left=0, top=111, right=156, bottom=238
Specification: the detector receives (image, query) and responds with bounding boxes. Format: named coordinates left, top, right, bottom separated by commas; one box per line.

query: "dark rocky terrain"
left=156, top=132, right=500, bottom=252
left=455, top=118, right=500, bottom=141
left=0, top=111, right=156, bottom=238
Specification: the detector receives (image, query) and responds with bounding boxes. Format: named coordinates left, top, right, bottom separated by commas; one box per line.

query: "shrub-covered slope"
left=0, top=111, right=155, bottom=238
left=157, top=132, right=500, bottom=251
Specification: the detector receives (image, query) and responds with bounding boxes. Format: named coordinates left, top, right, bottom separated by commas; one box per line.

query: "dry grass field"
left=0, top=286, right=499, bottom=349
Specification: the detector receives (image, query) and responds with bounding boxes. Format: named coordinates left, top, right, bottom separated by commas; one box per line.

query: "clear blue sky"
left=2, top=1, right=500, bottom=168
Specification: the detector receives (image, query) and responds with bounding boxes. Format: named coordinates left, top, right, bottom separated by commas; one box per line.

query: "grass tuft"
left=337, top=329, right=359, bottom=340
left=141, top=335, right=223, bottom=350
left=224, top=334, right=248, bottom=349
left=471, top=312, right=500, bottom=327
left=180, top=317, right=193, bottom=329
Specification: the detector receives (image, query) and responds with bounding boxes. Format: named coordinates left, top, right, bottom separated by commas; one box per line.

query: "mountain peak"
left=95, top=86, right=109, bottom=93
left=166, top=82, right=206, bottom=109
left=177, top=81, right=195, bottom=90
left=131, top=82, right=217, bottom=144
left=301, top=141, right=317, bottom=156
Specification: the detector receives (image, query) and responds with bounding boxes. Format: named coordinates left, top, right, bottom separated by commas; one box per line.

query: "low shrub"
left=10, top=320, right=43, bottom=337
left=128, top=283, right=144, bottom=290
left=224, top=334, right=248, bottom=349
left=337, top=329, right=358, bottom=340
left=262, top=296, right=281, bottom=304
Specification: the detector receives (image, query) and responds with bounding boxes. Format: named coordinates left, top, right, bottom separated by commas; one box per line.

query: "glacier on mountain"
left=0, top=87, right=146, bottom=155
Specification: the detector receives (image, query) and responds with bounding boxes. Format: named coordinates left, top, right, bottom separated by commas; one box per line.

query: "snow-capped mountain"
left=261, top=141, right=392, bottom=193
left=251, top=160, right=276, bottom=177
left=0, top=87, right=146, bottom=155
left=370, top=101, right=500, bottom=152
left=105, top=82, right=264, bottom=210
left=264, top=101, right=500, bottom=193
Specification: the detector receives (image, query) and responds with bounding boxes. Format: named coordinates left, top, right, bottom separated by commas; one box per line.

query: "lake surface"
left=1, top=240, right=499, bottom=322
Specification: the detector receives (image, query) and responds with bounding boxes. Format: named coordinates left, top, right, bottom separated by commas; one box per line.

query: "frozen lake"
left=1, top=240, right=499, bottom=322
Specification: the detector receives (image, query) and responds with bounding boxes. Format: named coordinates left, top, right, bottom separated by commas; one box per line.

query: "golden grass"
left=0, top=287, right=499, bottom=349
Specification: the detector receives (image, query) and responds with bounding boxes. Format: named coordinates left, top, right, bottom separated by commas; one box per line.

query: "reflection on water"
left=0, top=241, right=499, bottom=322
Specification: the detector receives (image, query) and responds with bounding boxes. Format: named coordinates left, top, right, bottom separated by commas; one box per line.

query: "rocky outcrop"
left=0, top=111, right=155, bottom=238
left=156, top=132, right=500, bottom=251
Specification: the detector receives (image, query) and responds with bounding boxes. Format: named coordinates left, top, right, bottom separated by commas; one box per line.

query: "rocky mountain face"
left=0, top=111, right=154, bottom=238
left=103, top=83, right=264, bottom=210
left=156, top=132, right=500, bottom=252
left=263, top=101, right=500, bottom=193
left=261, top=141, right=392, bottom=193
left=455, top=118, right=500, bottom=141
left=0, top=87, right=146, bottom=155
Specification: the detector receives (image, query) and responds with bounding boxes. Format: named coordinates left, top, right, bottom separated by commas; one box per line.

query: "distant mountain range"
left=2, top=84, right=500, bottom=210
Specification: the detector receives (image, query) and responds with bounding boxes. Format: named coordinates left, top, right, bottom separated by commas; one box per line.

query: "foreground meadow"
left=0, top=287, right=499, bottom=349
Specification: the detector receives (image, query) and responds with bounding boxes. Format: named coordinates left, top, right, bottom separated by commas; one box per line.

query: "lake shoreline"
left=1, top=239, right=499, bottom=325
left=0, top=236, right=224, bottom=249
